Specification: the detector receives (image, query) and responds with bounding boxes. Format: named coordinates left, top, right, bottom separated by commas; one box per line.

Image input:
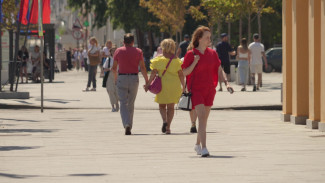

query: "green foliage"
left=107, top=0, right=158, bottom=32
left=67, top=0, right=109, bottom=29
left=1, top=0, right=19, bottom=30
left=140, top=0, right=190, bottom=36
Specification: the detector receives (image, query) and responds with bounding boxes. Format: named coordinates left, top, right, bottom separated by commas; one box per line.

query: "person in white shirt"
left=101, top=40, right=112, bottom=77
left=103, top=47, right=119, bottom=112
left=248, top=33, right=268, bottom=91
left=84, top=37, right=101, bottom=91
left=82, top=48, right=88, bottom=71
left=73, top=49, right=79, bottom=70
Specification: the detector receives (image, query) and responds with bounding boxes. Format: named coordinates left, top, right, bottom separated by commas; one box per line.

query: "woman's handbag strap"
left=161, top=55, right=175, bottom=77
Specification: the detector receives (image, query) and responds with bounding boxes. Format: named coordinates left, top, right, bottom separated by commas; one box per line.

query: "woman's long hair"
left=190, top=26, right=210, bottom=49
left=89, top=37, right=98, bottom=47
left=241, top=38, right=248, bottom=50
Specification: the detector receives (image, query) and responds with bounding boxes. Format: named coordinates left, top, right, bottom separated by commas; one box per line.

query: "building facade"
left=281, top=0, right=325, bottom=131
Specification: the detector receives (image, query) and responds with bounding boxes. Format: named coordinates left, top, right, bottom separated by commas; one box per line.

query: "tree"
left=139, top=0, right=190, bottom=43
left=194, top=0, right=239, bottom=43
left=1, top=0, right=19, bottom=91
left=67, top=0, right=109, bottom=29
left=254, top=0, right=274, bottom=41
left=236, top=0, right=274, bottom=42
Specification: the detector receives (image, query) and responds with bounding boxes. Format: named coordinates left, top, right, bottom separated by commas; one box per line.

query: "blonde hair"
left=160, top=39, right=176, bottom=55
left=89, top=37, right=98, bottom=46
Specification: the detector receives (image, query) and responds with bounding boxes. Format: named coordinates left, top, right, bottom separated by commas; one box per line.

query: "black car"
left=263, top=47, right=282, bottom=73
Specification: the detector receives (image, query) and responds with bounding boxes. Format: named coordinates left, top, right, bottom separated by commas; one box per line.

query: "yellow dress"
left=150, top=56, right=182, bottom=104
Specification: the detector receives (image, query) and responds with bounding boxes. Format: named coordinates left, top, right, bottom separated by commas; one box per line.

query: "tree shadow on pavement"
left=189, top=155, right=236, bottom=159
left=0, top=173, right=39, bottom=179
left=0, top=129, right=58, bottom=133
left=35, top=98, right=80, bottom=104
left=0, top=146, right=40, bottom=151
left=0, top=118, right=41, bottom=123
left=133, top=131, right=218, bottom=136
left=68, top=173, right=108, bottom=177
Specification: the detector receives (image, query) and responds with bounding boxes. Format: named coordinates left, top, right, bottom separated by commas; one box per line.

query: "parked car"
left=263, top=47, right=282, bottom=73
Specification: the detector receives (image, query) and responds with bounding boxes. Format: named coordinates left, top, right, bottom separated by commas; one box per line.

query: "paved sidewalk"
left=0, top=70, right=282, bottom=110
left=1, top=70, right=324, bottom=182
left=1, top=109, right=325, bottom=183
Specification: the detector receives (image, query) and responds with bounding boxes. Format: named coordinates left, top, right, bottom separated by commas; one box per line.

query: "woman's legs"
left=20, top=66, right=24, bottom=83
left=190, top=110, right=198, bottom=133
left=159, top=104, right=167, bottom=123
left=166, top=103, right=175, bottom=131
left=23, top=66, right=28, bottom=83
left=195, top=104, right=211, bottom=148
left=107, top=75, right=119, bottom=111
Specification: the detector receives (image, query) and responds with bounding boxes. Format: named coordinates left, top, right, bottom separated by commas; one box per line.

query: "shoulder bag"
left=148, top=55, right=174, bottom=94
left=88, top=46, right=100, bottom=66
left=178, top=50, right=196, bottom=111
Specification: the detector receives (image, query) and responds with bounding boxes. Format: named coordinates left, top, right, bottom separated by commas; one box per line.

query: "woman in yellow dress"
left=145, top=39, right=185, bottom=134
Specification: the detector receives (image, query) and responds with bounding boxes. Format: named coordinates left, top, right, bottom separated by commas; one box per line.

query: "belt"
left=118, top=73, right=138, bottom=75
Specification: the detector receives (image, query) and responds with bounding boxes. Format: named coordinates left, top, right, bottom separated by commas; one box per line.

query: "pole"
left=41, top=37, right=44, bottom=112
left=0, top=26, right=2, bottom=92
left=38, top=0, right=44, bottom=113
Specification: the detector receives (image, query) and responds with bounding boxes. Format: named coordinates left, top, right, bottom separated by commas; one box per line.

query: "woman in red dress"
left=182, top=26, right=233, bottom=157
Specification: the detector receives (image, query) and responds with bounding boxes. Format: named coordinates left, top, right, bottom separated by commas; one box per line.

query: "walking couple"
left=113, top=27, right=233, bottom=157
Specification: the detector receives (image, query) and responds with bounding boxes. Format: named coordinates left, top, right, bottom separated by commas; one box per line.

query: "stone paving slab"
left=1, top=109, right=325, bottom=182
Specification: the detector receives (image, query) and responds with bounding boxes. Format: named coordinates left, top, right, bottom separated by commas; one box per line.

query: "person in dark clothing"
left=176, top=34, right=190, bottom=58
left=66, top=47, right=73, bottom=70
left=216, top=33, right=236, bottom=91
left=18, top=46, right=29, bottom=83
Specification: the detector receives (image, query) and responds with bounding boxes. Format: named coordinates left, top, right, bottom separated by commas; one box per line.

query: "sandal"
left=162, top=122, right=167, bottom=133
left=165, top=129, right=171, bottom=134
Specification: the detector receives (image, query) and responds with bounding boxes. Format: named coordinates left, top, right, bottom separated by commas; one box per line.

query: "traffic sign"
left=83, top=21, right=89, bottom=27
left=72, top=30, right=83, bottom=40
left=73, top=18, right=83, bottom=30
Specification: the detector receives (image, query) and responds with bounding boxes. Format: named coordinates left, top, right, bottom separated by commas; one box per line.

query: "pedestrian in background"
left=182, top=26, right=233, bottom=157
left=153, top=46, right=163, bottom=58
left=85, top=37, right=100, bottom=91
left=112, top=33, right=149, bottom=135
left=248, top=33, right=268, bottom=91
left=104, top=47, right=119, bottom=112
left=216, top=33, right=236, bottom=91
left=145, top=39, right=185, bottom=134
left=176, top=34, right=190, bottom=58
left=67, top=47, right=72, bottom=70
left=18, top=46, right=29, bottom=83
left=101, top=40, right=112, bottom=77
left=237, top=38, right=251, bottom=91
left=82, top=47, right=88, bottom=71
left=79, top=48, right=84, bottom=71
left=31, top=45, right=41, bottom=82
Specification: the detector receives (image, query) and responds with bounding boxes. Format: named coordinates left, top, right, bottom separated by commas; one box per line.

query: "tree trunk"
left=148, top=30, right=153, bottom=56
left=258, top=9, right=262, bottom=41
left=217, top=20, right=221, bottom=40
left=136, top=28, right=144, bottom=49
left=11, top=22, right=21, bottom=91
left=248, top=14, right=251, bottom=43
left=210, top=25, right=214, bottom=45
left=228, top=22, right=231, bottom=44
left=239, top=18, right=242, bottom=42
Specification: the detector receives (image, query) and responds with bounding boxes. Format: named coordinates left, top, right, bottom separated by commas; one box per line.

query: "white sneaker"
left=201, top=148, right=210, bottom=157
left=194, top=145, right=202, bottom=155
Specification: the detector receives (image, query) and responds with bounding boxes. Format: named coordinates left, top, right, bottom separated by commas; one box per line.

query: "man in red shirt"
left=112, top=33, right=149, bottom=135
